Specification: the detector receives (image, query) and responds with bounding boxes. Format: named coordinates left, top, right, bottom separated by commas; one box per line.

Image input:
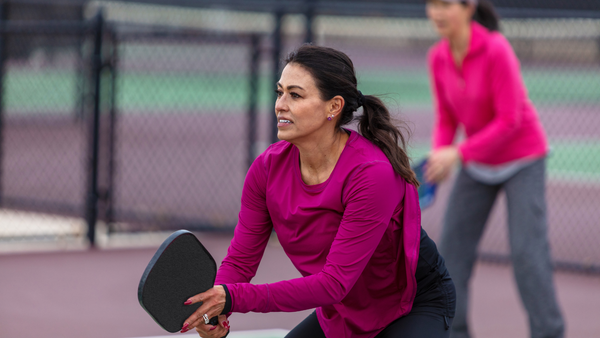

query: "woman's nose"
left=275, top=95, right=287, bottom=112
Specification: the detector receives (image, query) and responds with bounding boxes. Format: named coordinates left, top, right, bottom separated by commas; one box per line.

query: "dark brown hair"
left=425, top=0, right=500, bottom=32
left=469, top=0, right=500, bottom=32
left=284, top=45, right=419, bottom=187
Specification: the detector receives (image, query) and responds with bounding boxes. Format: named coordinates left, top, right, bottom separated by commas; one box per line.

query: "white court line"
left=132, top=328, right=289, bottom=338
left=0, top=209, right=175, bottom=253
left=0, top=209, right=89, bottom=253
left=0, top=209, right=85, bottom=238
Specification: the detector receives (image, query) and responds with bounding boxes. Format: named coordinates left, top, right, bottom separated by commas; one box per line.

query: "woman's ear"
left=329, top=95, right=345, bottom=117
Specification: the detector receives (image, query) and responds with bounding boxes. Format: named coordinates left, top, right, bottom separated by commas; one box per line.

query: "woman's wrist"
left=220, top=284, right=232, bottom=315
left=451, top=146, right=461, bottom=164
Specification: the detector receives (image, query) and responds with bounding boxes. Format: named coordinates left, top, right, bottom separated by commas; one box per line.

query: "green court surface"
left=4, top=67, right=600, bottom=114
left=5, top=70, right=80, bottom=112
left=545, top=142, right=600, bottom=182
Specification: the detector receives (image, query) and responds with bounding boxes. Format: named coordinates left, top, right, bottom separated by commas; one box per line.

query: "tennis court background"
left=0, top=1, right=599, bottom=273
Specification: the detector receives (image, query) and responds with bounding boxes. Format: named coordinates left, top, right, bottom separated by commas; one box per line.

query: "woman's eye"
left=274, top=90, right=300, bottom=99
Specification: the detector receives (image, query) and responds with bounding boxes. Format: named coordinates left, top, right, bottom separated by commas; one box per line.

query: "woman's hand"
left=193, top=314, right=229, bottom=338
left=180, top=285, right=230, bottom=337
left=424, top=146, right=460, bottom=183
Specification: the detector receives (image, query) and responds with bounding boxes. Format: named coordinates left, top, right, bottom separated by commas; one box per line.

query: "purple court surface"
left=1, top=231, right=599, bottom=338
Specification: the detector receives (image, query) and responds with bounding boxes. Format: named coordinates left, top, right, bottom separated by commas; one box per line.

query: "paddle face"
left=138, top=230, right=218, bottom=332
left=413, top=159, right=437, bottom=209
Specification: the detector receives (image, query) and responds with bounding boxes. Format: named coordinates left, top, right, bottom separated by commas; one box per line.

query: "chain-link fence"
left=0, top=4, right=100, bottom=250
left=108, top=30, right=261, bottom=234
left=0, top=3, right=263, bottom=249
left=1, top=0, right=599, bottom=272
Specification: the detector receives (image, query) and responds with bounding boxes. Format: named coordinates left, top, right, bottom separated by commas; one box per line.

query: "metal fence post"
left=85, top=10, right=104, bottom=247
left=0, top=1, right=7, bottom=207
left=597, top=35, right=600, bottom=63
left=270, top=8, right=283, bottom=145
left=304, top=0, right=317, bottom=43
left=103, top=27, right=117, bottom=232
left=247, top=34, right=260, bottom=169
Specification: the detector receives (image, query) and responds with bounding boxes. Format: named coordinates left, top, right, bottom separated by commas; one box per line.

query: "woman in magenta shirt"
left=424, top=1, right=564, bottom=338
left=179, top=45, right=455, bottom=338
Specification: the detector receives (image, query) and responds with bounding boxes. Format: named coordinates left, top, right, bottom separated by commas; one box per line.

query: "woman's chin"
left=433, top=25, right=451, bottom=38
left=277, top=130, right=293, bottom=142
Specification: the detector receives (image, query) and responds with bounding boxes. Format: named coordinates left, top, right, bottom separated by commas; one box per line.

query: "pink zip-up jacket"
left=428, top=21, right=548, bottom=165
left=215, top=130, right=422, bottom=338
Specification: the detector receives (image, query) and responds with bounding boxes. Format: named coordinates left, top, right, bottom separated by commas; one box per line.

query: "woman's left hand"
left=424, top=146, right=460, bottom=183
left=180, top=285, right=229, bottom=336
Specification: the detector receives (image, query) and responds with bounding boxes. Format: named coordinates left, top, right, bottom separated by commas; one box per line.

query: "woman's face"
left=426, top=0, right=473, bottom=39
left=275, top=63, right=342, bottom=144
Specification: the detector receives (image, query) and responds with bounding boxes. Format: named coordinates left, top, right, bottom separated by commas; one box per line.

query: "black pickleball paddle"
left=138, top=230, right=219, bottom=332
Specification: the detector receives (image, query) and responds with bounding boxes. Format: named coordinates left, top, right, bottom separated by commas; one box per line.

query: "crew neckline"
left=293, top=129, right=356, bottom=192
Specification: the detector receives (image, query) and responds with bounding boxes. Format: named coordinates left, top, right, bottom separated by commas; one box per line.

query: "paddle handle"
left=208, top=315, right=219, bottom=326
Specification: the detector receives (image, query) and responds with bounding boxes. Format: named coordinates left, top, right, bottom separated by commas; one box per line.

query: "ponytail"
left=285, top=45, right=419, bottom=187
left=357, top=95, right=420, bottom=187
left=471, top=0, right=500, bottom=32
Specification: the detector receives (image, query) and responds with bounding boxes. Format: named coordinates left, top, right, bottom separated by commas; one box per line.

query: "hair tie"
left=357, top=91, right=365, bottom=108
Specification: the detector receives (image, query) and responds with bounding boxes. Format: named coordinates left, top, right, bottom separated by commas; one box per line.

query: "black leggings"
left=285, top=310, right=453, bottom=338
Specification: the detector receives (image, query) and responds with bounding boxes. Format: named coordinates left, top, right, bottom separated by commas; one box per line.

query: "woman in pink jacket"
left=179, top=45, right=456, bottom=338
left=424, top=1, right=564, bottom=338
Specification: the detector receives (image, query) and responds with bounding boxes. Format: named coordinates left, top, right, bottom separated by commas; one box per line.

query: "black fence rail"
left=95, top=0, right=600, bottom=18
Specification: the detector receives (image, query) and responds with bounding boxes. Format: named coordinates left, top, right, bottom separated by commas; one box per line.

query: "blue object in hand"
left=412, top=159, right=437, bottom=209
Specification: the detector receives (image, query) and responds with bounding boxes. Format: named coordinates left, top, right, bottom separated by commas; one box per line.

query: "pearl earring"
left=327, top=114, right=334, bottom=121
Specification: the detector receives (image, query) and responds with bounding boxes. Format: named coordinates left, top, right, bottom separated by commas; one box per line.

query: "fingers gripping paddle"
left=412, top=158, right=437, bottom=209
left=138, top=230, right=219, bottom=332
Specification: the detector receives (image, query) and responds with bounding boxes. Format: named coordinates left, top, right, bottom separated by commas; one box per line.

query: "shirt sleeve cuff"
left=220, top=284, right=233, bottom=315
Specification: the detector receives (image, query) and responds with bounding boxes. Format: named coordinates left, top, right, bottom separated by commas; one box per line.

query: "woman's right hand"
left=424, top=146, right=460, bottom=183
left=180, top=285, right=229, bottom=336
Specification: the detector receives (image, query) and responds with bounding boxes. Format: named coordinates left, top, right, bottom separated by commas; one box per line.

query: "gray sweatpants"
left=438, top=159, right=564, bottom=338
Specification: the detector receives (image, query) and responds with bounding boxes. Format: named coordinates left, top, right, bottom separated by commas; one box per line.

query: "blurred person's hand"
left=180, top=285, right=230, bottom=337
left=425, top=146, right=460, bottom=183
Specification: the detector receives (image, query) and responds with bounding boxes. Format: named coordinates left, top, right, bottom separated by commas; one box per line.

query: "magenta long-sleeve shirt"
left=428, top=22, right=548, bottom=165
left=215, top=130, right=421, bottom=338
